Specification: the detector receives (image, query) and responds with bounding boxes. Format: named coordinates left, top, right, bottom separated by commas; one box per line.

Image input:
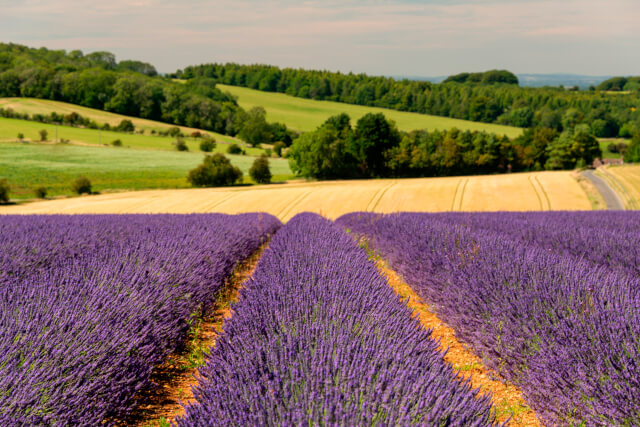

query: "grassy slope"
left=0, top=116, right=265, bottom=155
left=218, top=84, right=524, bottom=138
left=0, top=142, right=292, bottom=199
left=0, top=171, right=592, bottom=218
left=0, top=97, right=244, bottom=145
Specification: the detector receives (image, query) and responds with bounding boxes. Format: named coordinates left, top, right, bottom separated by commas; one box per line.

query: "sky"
left=0, top=0, right=638, bottom=77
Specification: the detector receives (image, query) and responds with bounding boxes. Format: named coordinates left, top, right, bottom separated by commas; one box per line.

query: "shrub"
left=273, top=141, right=286, bottom=157
left=175, top=138, right=189, bottom=151
left=199, top=137, right=216, bottom=152
left=249, top=155, right=272, bottom=184
left=187, top=153, right=243, bottom=187
left=191, top=131, right=202, bottom=138
left=34, top=186, right=47, bottom=198
left=39, top=129, right=48, bottom=141
left=71, top=176, right=92, bottom=195
left=607, top=142, right=619, bottom=153
left=111, top=139, right=123, bottom=147
left=168, top=126, right=182, bottom=137
left=116, top=119, right=135, bottom=132
left=17, top=133, right=24, bottom=141
left=265, top=148, right=272, bottom=157
left=0, top=179, right=9, bottom=203
left=227, top=143, right=243, bottom=155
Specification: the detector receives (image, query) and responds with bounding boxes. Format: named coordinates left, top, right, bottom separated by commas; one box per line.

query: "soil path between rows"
left=118, top=244, right=267, bottom=426
left=377, top=260, right=542, bottom=426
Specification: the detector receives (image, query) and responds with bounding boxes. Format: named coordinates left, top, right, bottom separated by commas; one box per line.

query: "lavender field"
left=338, top=211, right=640, bottom=425
left=178, top=213, right=496, bottom=425
left=0, top=214, right=280, bottom=424
left=2, top=210, right=638, bottom=425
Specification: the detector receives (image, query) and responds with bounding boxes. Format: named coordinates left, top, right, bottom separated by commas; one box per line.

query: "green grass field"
left=218, top=84, right=524, bottom=138
left=0, top=116, right=265, bottom=155
left=0, top=142, right=293, bottom=199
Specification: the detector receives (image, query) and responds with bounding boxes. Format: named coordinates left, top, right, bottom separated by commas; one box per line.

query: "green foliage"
left=115, top=119, right=134, bottom=132
left=115, top=59, right=157, bottom=76
left=71, top=176, right=92, bottom=194
left=39, top=129, right=47, bottom=141
left=0, top=179, right=9, bottom=203
left=288, top=114, right=357, bottom=179
left=273, top=141, right=286, bottom=157
left=238, top=106, right=271, bottom=147
left=167, top=126, right=182, bottom=137
left=17, top=132, right=23, bottom=141
left=199, top=136, right=216, bottom=152
left=187, top=153, right=243, bottom=187
left=443, top=70, right=519, bottom=85
left=227, top=143, right=244, bottom=155
left=111, top=139, right=122, bottom=147
left=176, top=63, right=639, bottom=138
left=0, top=42, right=249, bottom=137
left=546, top=127, right=601, bottom=170
left=624, top=131, right=640, bottom=163
left=174, top=137, right=189, bottom=151
left=349, top=113, right=401, bottom=177
left=249, top=155, right=272, bottom=184
left=34, top=186, right=47, bottom=198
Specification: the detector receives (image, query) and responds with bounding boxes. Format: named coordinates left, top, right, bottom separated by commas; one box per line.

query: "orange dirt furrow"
left=377, top=260, right=543, bottom=427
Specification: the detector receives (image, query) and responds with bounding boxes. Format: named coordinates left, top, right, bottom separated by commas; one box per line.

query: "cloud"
left=0, top=0, right=638, bottom=75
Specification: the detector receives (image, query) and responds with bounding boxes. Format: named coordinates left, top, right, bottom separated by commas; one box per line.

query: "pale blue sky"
left=0, top=0, right=638, bottom=76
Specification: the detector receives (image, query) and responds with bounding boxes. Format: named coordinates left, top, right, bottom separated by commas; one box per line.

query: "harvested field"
left=605, top=164, right=640, bottom=209
left=1, top=171, right=592, bottom=219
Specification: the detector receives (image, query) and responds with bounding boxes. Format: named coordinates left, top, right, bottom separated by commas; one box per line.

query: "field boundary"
left=118, top=243, right=267, bottom=426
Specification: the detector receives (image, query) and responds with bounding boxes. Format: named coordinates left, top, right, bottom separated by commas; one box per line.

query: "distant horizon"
left=1, top=0, right=637, bottom=77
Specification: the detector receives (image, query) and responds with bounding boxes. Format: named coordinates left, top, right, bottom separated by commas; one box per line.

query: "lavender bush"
left=0, top=213, right=280, bottom=425
left=178, top=213, right=496, bottom=426
left=337, top=212, right=640, bottom=425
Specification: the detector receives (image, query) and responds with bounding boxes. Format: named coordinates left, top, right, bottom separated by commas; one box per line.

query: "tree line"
left=0, top=43, right=292, bottom=144
left=172, top=63, right=640, bottom=139
left=288, top=113, right=604, bottom=180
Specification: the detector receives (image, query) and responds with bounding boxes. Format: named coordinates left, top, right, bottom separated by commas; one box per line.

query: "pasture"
left=0, top=171, right=592, bottom=219
left=0, top=142, right=293, bottom=198
left=218, top=84, right=524, bottom=137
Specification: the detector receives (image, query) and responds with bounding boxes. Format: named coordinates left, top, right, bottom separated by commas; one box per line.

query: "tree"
left=0, top=179, right=9, bottom=203
left=71, top=176, right=92, bottom=194
left=39, top=129, right=48, bottom=141
left=249, top=155, right=272, bottom=184
left=115, top=119, right=135, bottom=132
left=545, top=127, right=601, bottom=170
left=624, top=131, right=640, bottom=163
left=187, top=153, right=243, bottom=187
left=288, top=115, right=357, bottom=179
left=227, top=143, right=244, bottom=154
left=238, top=106, right=272, bottom=147
left=348, top=113, right=400, bottom=177
left=174, top=137, right=189, bottom=151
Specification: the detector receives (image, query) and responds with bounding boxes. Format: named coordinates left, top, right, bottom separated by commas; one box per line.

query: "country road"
left=581, top=169, right=624, bottom=210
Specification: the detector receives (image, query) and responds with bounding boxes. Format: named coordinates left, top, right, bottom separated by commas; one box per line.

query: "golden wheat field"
left=0, top=171, right=592, bottom=220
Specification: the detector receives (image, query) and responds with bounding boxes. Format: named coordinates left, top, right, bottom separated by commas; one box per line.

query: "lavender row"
left=0, top=214, right=280, bottom=425
left=437, top=211, right=640, bottom=277
left=337, top=212, right=640, bottom=425
left=178, top=213, right=496, bottom=426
